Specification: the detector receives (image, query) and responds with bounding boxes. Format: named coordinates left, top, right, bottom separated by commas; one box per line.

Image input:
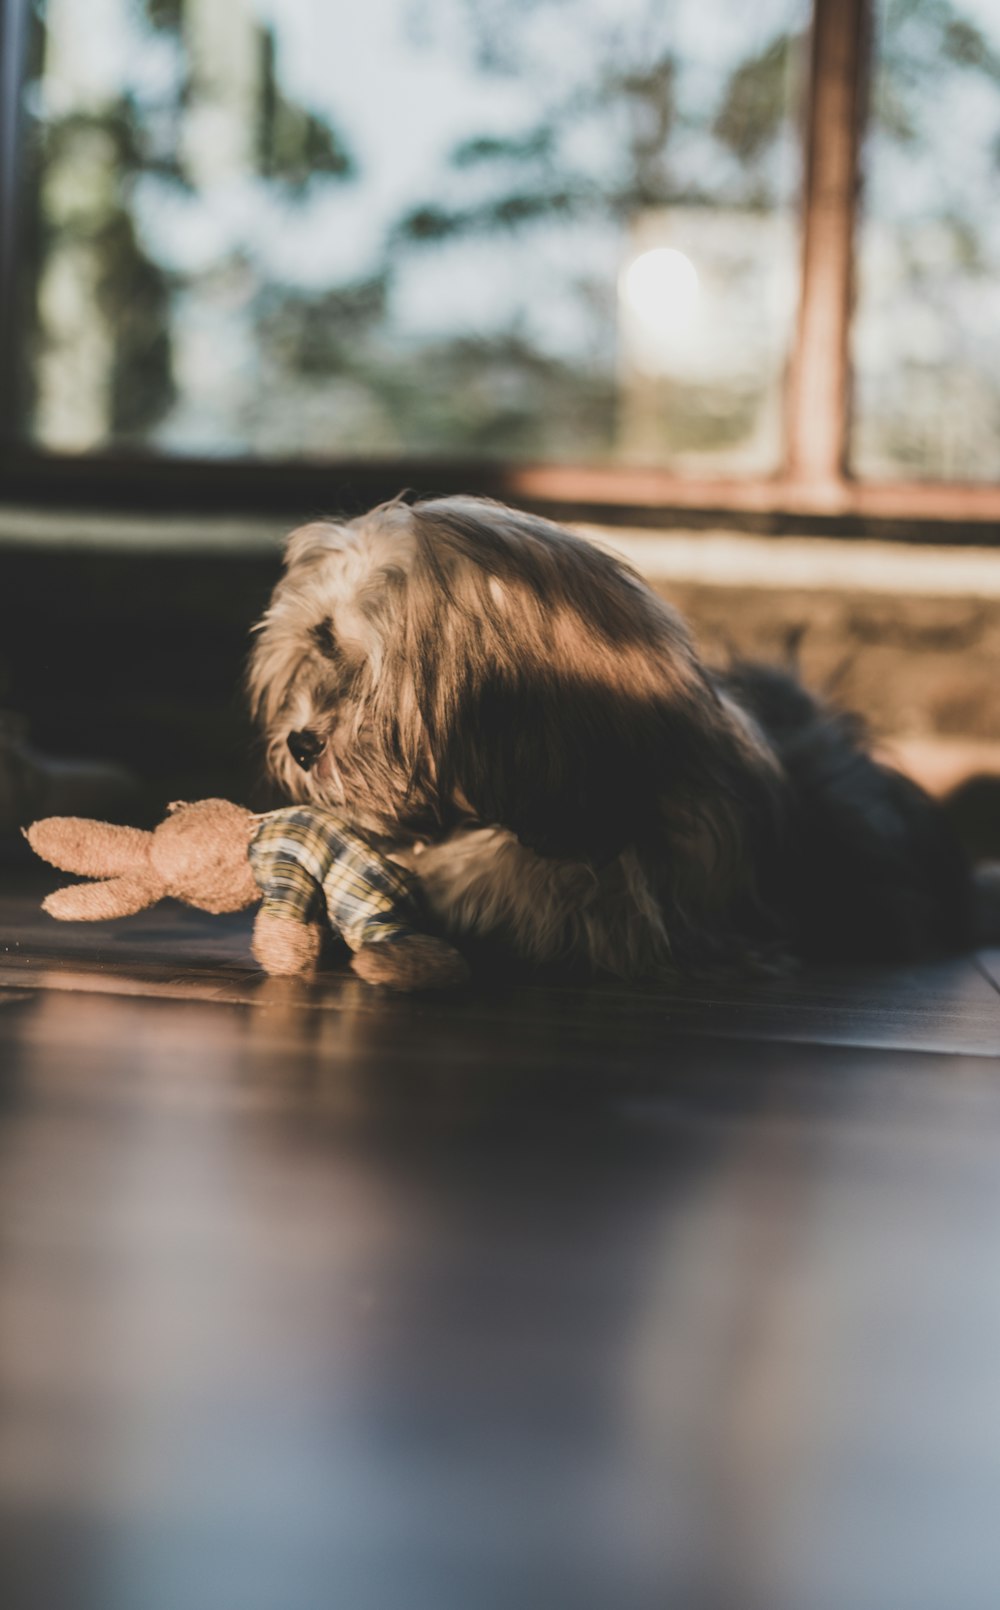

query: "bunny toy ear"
left=43, top=873, right=162, bottom=922
left=25, top=818, right=153, bottom=878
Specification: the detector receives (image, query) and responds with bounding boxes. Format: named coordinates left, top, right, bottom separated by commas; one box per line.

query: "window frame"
left=1, top=0, right=998, bottom=541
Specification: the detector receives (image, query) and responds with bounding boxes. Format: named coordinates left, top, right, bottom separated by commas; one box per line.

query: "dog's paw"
left=350, top=935, right=469, bottom=992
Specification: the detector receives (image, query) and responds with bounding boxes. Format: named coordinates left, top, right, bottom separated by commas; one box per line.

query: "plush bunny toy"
left=25, top=798, right=468, bottom=991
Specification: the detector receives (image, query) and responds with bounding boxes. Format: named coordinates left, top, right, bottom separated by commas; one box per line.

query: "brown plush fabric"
left=43, top=873, right=159, bottom=922
left=251, top=910, right=323, bottom=977
left=26, top=800, right=259, bottom=920
left=26, top=818, right=154, bottom=880
left=350, top=935, right=470, bottom=992
left=152, top=799, right=259, bottom=912
left=27, top=799, right=469, bottom=990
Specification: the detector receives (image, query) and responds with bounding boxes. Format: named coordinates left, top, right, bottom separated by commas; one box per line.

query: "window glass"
left=19, top=0, right=806, bottom=470
left=852, top=0, right=1000, bottom=482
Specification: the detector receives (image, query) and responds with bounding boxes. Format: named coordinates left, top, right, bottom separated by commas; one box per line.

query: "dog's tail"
left=972, top=865, right=1000, bottom=945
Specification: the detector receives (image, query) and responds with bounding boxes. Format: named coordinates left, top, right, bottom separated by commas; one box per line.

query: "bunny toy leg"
left=247, top=811, right=331, bottom=978
left=251, top=907, right=324, bottom=978
left=248, top=807, right=468, bottom=990
left=316, top=819, right=469, bottom=991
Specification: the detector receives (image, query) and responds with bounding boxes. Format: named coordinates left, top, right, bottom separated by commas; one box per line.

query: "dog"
left=248, top=494, right=987, bottom=985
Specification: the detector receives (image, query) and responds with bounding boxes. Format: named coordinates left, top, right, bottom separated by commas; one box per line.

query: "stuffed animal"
left=25, top=798, right=468, bottom=991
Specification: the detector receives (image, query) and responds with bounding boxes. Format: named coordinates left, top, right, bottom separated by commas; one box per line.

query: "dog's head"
left=249, top=496, right=763, bottom=864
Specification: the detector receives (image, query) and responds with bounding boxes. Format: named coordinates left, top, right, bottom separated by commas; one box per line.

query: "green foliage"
left=31, top=98, right=176, bottom=436
left=397, top=184, right=586, bottom=244
left=395, top=19, right=797, bottom=261
left=874, top=81, right=918, bottom=142
left=396, top=205, right=460, bottom=243
left=876, top=0, right=1000, bottom=140
left=942, top=15, right=1000, bottom=77
left=353, top=328, right=618, bottom=459
left=140, top=0, right=184, bottom=32
left=713, top=37, right=791, bottom=163
left=597, top=52, right=678, bottom=204
left=451, top=126, right=555, bottom=167
left=256, top=27, right=356, bottom=191
left=29, top=0, right=998, bottom=468
left=259, top=277, right=389, bottom=376
left=95, top=213, right=176, bottom=435
left=395, top=44, right=682, bottom=247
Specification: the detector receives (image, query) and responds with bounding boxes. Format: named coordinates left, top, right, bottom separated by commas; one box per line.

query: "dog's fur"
left=248, top=495, right=978, bottom=980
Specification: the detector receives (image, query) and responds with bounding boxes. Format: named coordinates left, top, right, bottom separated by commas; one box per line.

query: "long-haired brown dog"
left=249, top=495, right=991, bottom=986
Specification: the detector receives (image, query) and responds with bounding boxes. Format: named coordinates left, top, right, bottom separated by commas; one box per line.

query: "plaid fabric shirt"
left=247, top=806, right=421, bottom=951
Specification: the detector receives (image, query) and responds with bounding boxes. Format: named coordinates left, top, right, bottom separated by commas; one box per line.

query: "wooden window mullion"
left=785, top=0, right=872, bottom=491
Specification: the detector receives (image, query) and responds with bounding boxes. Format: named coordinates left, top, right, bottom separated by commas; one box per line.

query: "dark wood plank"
left=2, top=875, right=256, bottom=968
left=5, top=869, right=1000, bottom=1058
left=7, top=956, right=997, bottom=1057
left=976, top=949, right=1000, bottom=994
left=3, top=982, right=1000, bottom=1610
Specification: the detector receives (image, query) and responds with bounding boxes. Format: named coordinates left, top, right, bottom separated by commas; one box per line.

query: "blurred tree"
left=257, top=28, right=356, bottom=192
left=854, top=0, right=1000, bottom=479
left=20, top=0, right=999, bottom=471
left=23, top=98, right=178, bottom=444
left=713, top=37, right=794, bottom=167
left=22, top=0, right=358, bottom=448
left=872, top=0, right=1000, bottom=148
left=396, top=0, right=796, bottom=249
left=378, top=0, right=799, bottom=463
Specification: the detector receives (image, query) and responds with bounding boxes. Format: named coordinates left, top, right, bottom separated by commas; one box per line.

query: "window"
left=852, top=0, right=1000, bottom=483
left=2, top=0, right=999, bottom=523
left=11, top=0, right=807, bottom=472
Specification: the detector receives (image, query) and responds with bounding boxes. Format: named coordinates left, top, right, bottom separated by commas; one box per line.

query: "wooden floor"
left=3, top=873, right=1000, bottom=1610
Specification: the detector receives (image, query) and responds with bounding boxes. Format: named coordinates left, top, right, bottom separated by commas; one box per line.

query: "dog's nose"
left=287, top=729, right=324, bottom=771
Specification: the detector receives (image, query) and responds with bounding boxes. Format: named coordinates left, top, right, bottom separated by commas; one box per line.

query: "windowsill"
left=1, top=503, right=997, bottom=840
left=1, top=449, right=999, bottom=543
left=0, top=503, right=285, bottom=553
left=3, top=502, right=1000, bottom=602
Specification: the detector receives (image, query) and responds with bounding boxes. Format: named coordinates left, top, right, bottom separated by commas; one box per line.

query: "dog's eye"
left=310, top=618, right=340, bottom=659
